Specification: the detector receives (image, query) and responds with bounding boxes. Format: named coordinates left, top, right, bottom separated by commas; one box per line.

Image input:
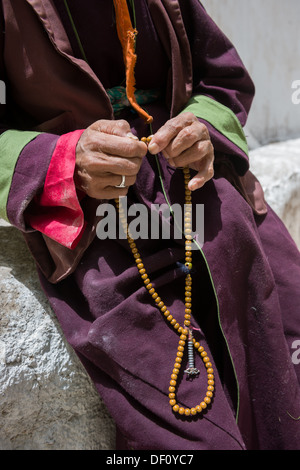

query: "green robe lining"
left=181, top=95, right=249, bottom=157
left=0, top=130, right=41, bottom=221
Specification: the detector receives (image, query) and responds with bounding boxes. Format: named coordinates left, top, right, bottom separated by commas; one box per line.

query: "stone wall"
left=201, top=0, right=300, bottom=146
left=0, top=219, right=116, bottom=450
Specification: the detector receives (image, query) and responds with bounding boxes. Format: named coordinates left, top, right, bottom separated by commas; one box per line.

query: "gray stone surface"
left=0, top=138, right=299, bottom=450
left=250, top=138, right=300, bottom=249
left=0, top=221, right=116, bottom=450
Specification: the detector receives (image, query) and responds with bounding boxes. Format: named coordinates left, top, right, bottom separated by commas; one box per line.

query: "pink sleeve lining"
left=28, top=129, right=86, bottom=249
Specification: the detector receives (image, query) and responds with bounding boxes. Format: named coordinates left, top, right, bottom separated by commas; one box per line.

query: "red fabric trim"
left=28, top=129, right=86, bottom=249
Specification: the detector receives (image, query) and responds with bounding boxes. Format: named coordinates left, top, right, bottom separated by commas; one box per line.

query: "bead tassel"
left=115, top=143, right=214, bottom=417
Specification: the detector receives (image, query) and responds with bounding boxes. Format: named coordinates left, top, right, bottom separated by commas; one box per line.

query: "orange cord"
left=113, top=0, right=153, bottom=124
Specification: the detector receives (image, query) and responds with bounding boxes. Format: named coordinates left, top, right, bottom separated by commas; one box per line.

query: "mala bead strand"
left=115, top=139, right=214, bottom=417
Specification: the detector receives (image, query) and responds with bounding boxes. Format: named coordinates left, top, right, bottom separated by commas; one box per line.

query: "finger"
left=76, top=171, right=134, bottom=200
left=90, top=119, right=132, bottom=137
left=85, top=183, right=129, bottom=200
left=94, top=173, right=137, bottom=189
left=78, top=153, right=143, bottom=177
left=86, top=132, right=147, bottom=158
left=189, top=156, right=215, bottom=191
left=148, top=112, right=197, bottom=154
left=167, top=139, right=213, bottom=168
left=166, top=121, right=210, bottom=159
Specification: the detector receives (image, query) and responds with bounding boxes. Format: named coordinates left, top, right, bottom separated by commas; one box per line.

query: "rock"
left=0, top=138, right=299, bottom=450
left=250, top=138, right=300, bottom=249
left=0, top=221, right=116, bottom=450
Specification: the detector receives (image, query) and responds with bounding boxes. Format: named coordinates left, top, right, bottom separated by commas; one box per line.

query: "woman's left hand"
left=147, top=112, right=214, bottom=191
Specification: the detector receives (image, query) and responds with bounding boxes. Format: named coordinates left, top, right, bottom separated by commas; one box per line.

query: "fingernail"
left=189, top=179, right=202, bottom=191
left=148, top=142, right=159, bottom=154
left=126, top=132, right=138, bottom=140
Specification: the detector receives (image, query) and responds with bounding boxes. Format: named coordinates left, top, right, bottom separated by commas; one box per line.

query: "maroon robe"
left=1, top=0, right=300, bottom=450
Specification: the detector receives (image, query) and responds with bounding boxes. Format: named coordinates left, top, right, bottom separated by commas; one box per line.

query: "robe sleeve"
left=3, top=130, right=87, bottom=250
left=179, top=0, right=255, bottom=176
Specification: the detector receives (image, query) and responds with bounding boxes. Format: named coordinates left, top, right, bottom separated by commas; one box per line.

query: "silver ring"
left=115, top=175, right=126, bottom=188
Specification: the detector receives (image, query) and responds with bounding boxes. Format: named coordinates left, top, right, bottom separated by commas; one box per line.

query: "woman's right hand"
left=74, top=119, right=148, bottom=200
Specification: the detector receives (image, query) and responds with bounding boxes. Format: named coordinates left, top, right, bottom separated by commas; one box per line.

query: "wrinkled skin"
left=75, top=112, right=215, bottom=199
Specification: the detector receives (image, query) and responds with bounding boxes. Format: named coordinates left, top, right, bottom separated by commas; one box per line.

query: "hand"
left=74, top=120, right=148, bottom=199
left=147, top=112, right=214, bottom=191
